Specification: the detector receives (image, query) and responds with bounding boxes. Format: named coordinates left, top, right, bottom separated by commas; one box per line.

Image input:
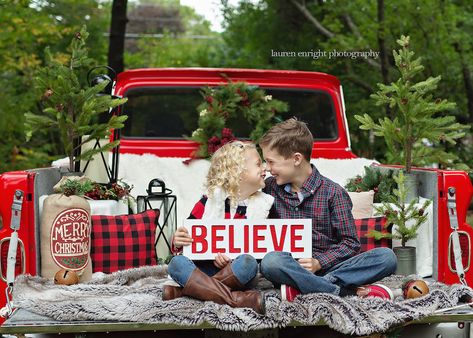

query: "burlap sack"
left=40, top=194, right=92, bottom=282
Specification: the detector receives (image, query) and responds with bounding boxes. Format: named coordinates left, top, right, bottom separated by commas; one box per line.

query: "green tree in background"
left=220, top=0, right=473, bottom=171
left=1, top=0, right=472, bottom=176
left=0, top=0, right=110, bottom=173
left=125, top=0, right=225, bottom=68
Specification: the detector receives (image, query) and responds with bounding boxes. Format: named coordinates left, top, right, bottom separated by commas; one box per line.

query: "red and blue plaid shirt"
left=263, top=166, right=360, bottom=271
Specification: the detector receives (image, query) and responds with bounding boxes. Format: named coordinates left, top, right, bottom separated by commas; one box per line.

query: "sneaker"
left=281, top=284, right=301, bottom=302
left=356, top=283, right=394, bottom=300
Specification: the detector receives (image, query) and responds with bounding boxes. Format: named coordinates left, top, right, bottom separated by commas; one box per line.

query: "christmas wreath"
left=189, top=81, right=288, bottom=159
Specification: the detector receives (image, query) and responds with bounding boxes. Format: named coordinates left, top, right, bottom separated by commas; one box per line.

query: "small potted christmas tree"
left=369, top=171, right=431, bottom=275
left=355, top=35, right=469, bottom=201
left=25, top=26, right=128, bottom=173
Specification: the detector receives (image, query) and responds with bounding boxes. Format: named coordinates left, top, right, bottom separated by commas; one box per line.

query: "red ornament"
left=208, top=136, right=220, bottom=145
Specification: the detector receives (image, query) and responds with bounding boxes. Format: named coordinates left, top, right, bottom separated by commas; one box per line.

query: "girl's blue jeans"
left=168, top=253, right=258, bottom=287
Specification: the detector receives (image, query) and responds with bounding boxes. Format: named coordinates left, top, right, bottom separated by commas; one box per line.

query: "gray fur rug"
left=12, top=265, right=473, bottom=336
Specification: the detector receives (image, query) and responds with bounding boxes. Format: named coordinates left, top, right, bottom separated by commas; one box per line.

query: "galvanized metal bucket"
left=393, top=246, right=416, bottom=275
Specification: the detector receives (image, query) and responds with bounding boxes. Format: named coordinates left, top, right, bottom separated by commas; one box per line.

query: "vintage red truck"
left=0, top=68, right=472, bottom=336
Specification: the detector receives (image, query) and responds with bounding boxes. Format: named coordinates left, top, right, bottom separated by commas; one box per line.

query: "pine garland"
left=345, top=166, right=397, bottom=203
left=189, top=81, right=288, bottom=158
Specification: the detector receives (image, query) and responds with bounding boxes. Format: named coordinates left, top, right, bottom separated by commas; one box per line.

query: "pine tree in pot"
left=355, top=35, right=469, bottom=202
left=24, top=26, right=128, bottom=173
left=370, top=171, right=431, bottom=275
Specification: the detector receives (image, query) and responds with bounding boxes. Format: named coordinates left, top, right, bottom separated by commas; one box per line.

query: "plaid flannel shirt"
left=263, top=166, right=360, bottom=271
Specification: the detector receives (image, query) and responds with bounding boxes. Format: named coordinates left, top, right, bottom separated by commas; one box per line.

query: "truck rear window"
left=122, top=87, right=338, bottom=140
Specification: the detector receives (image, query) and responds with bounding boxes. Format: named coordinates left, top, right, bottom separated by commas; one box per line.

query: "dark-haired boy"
left=260, top=118, right=396, bottom=300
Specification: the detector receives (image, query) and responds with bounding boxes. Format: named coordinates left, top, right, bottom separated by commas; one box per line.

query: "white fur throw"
left=12, top=266, right=473, bottom=335
left=117, top=155, right=377, bottom=227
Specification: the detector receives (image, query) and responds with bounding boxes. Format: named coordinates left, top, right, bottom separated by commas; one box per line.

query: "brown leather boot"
left=163, top=264, right=248, bottom=300
left=162, top=285, right=184, bottom=301
left=183, top=268, right=265, bottom=315
left=163, top=264, right=247, bottom=300
left=212, top=264, right=246, bottom=290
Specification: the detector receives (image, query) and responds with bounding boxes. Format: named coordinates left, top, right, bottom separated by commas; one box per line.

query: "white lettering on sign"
left=50, top=208, right=90, bottom=270
left=182, top=219, right=312, bottom=260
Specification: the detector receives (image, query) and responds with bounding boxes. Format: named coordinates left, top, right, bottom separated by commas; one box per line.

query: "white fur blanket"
left=12, top=266, right=473, bottom=335
left=117, top=155, right=377, bottom=227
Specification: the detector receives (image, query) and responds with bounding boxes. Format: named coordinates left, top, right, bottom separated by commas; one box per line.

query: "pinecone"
left=42, top=88, right=53, bottom=100
left=401, top=98, right=408, bottom=105
left=63, top=188, right=75, bottom=197
left=219, top=109, right=229, bottom=118
left=418, top=208, right=425, bottom=216
left=55, top=103, right=64, bottom=112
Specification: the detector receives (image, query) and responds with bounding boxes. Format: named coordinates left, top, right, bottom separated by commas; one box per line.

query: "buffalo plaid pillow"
left=355, top=216, right=391, bottom=253
left=91, top=209, right=159, bottom=273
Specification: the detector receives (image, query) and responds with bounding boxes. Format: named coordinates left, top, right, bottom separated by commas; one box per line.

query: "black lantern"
left=137, top=179, right=177, bottom=257
left=80, top=66, right=122, bottom=182
left=87, top=65, right=116, bottom=95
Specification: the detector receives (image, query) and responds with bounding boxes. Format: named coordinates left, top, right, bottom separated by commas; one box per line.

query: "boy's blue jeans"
left=168, top=254, right=258, bottom=287
left=260, top=248, right=397, bottom=295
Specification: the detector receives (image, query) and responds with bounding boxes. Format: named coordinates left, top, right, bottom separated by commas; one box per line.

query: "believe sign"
left=182, top=219, right=312, bottom=260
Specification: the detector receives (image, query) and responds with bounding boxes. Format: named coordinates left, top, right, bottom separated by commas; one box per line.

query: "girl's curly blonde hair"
left=206, top=141, right=256, bottom=206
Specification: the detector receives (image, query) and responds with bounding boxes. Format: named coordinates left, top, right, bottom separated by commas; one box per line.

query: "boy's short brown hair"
left=259, top=118, right=313, bottom=161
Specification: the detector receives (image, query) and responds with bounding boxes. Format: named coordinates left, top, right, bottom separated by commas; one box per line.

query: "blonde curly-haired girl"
left=164, top=141, right=274, bottom=315
left=206, top=141, right=256, bottom=207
